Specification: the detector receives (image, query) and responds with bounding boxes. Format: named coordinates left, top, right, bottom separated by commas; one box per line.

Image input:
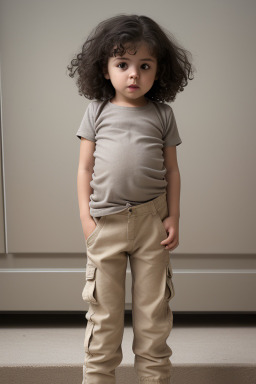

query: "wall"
left=0, top=0, right=255, bottom=312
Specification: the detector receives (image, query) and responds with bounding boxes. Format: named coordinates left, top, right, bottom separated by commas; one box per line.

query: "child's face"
left=104, top=42, right=158, bottom=106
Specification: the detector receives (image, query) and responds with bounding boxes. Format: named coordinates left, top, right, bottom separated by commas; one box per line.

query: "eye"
left=117, top=62, right=127, bottom=69
left=141, top=63, right=150, bottom=70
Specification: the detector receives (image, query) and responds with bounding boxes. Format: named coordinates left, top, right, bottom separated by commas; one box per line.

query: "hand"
left=160, top=216, right=179, bottom=251
left=81, top=216, right=97, bottom=241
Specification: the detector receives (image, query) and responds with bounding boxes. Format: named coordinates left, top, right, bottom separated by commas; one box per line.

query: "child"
left=68, top=14, right=194, bottom=384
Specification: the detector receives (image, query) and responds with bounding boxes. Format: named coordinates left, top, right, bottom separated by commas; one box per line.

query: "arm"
left=160, top=145, right=181, bottom=251
left=163, top=145, right=181, bottom=218
left=77, top=138, right=96, bottom=239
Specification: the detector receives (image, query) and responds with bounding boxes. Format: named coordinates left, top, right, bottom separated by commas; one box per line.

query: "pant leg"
left=129, top=195, right=175, bottom=384
left=81, top=192, right=175, bottom=384
left=81, top=214, right=129, bottom=384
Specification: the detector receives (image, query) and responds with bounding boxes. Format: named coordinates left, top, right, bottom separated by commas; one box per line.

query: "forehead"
left=111, top=42, right=156, bottom=59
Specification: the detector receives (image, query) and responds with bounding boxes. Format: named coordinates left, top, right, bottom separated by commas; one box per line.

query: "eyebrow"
left=113, top=57, right=156, bottom=62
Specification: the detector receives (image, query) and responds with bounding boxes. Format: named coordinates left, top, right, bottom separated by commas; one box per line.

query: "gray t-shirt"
left=76, top=99, right=182, bottom=217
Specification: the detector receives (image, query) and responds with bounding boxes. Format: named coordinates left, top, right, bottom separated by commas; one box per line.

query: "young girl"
left=68, top=14, right=194, bottom=384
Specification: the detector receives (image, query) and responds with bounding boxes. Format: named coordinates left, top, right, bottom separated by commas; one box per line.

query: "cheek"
left=147, top=72, right=157, bottom=83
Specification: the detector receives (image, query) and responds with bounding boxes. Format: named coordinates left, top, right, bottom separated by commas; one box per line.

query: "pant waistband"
left=116, top=192, right=167, bottom=216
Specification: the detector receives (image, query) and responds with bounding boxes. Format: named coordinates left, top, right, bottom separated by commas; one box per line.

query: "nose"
left=129, top=67, right=139, bottom=80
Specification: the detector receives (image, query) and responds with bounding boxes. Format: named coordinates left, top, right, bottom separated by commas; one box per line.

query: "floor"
left=0, top=312, right=256, bottom=368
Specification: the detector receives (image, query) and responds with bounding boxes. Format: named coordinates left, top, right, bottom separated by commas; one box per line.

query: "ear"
left=104, top=72, right=110, bottom=80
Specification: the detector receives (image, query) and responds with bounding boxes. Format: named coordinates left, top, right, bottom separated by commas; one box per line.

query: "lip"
left=128, top=85, right=139, bottom=88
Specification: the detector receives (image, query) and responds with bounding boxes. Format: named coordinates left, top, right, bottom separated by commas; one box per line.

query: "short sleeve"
left=162, top=106, right=182, bottom=147
left=76, top=102, right=96, bottom=142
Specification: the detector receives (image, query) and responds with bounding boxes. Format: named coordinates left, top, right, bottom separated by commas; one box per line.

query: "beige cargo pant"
left=82, top=192, right=175, bottom=384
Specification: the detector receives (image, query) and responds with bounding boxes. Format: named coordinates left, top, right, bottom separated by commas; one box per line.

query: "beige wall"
left=0, top=0, right=255, bottom=311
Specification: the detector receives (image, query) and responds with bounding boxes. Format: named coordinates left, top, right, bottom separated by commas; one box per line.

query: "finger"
left=162, top=237, right=178, bottom=247
left=165, top=241, right=179, bottom=250
left=160, top=235, right=175, bottom=245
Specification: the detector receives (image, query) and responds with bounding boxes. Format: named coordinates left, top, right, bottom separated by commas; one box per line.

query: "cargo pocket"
left=82, top=263, right=98, bottom=305
left=165, top=262, right=175, bottom=301
left=84, top=319, right=95, bottom=356
left=84, top=305, right=95, bottom=357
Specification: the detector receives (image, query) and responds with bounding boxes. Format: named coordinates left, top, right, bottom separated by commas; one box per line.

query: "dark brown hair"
left=67, top=14, right=195, bottom=102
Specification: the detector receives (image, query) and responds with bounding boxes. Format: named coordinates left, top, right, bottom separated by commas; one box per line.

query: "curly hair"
left=67, top=14, right=195, bottom=102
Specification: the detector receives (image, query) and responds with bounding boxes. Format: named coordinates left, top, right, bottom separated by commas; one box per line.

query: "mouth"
left=128, top=84, right=139, bottom=88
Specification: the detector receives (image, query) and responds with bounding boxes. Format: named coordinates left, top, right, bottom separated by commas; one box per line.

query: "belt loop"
left=151, top=200, right=157, bottom=216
